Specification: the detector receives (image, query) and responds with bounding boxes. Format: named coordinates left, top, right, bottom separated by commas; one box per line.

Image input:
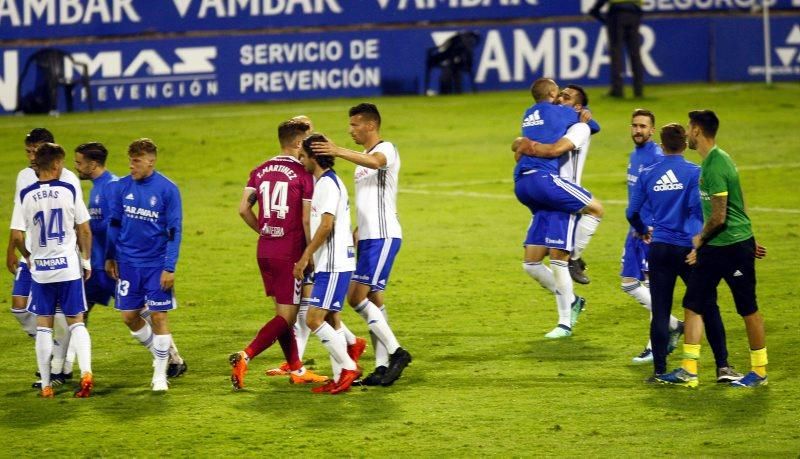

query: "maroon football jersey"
left=245, top=155, right=313, bottom=261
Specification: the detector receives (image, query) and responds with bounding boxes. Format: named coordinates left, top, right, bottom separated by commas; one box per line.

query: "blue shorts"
left=12, top=261, right=32, bottom=297
left=27, top=279, right=87, bottom=317
left=353, top=238, right=401, bottom=291
left=514, top=171, right=592, bottom=214
left=115, top=264, right=176, bottom=312
left=524, top=211, right=578, bottom=251
left=84, top=270, right=116, bottom=306
left=620, top=232, right=649, bottom=280
left=307, top=271, right=352, bottom=312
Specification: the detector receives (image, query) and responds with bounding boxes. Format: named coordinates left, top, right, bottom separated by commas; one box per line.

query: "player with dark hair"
left=311, top=103, right=412, bottom=387
left=229, top=119, right=329, bottom=390
left=11, top=142, right=94, bottom=398
left=658, top=110, right=768, bottom=388
left=8, top=128, right=81, bottom=388
left=105, top=138, right=185, bottom=391
left=294, top=133, right=361, bottom=394
left=628, top=123, right=740, bottom=383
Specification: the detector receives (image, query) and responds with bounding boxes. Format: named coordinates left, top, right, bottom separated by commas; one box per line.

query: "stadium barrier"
left=1, top=15, right=798, bottom=113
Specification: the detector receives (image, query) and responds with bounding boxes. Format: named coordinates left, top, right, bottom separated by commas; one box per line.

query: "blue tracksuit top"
left=88, top=170, right=118, bottom=270
left=626, top=141, right=663, bottom=228
left=515, top=102, right=580, bottom=180
left=106, top=171, right=182, bottom=272
left=627, top=154, right=703, bottom=248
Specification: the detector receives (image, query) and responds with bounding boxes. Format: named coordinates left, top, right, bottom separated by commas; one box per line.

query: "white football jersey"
left=557, top=123, right=591, bottom=185
left=354, top=141, right=402, bottom=240
left=310, top=171, right=355, bottom=273
left=11, top=179, right=90, bottom=283
left=10, top=167, right=84, bottom=252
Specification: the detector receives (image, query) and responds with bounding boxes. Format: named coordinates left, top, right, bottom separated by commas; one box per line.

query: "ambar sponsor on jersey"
left=124, top=205, right=159, bottom=219
left=35, top=257, right=68, bottom=270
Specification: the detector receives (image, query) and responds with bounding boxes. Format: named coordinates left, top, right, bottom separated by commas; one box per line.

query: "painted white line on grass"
left=401, top=189, right=800, bottom=214
left=419, top=162, right=800, bottom=188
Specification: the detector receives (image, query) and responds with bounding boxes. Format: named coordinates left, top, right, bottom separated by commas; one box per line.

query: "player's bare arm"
left=579, top=108, right=593, bottom=123
left=238, top=189, right=260, bottom=234
left=312, top=140, right=387, bottom=169
left=10, top=230, right=28, bottom=260
left=76, top=221, right=92, bottom=280
left=302, top=200, right=312, bottom=245
left=693, top=194, right=727, bottom=248
left=293, top=212, right=334, bottom=280
left=6, top=233, right=19, bottom=274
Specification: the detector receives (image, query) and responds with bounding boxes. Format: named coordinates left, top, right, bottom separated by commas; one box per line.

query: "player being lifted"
left=311, top=103, right=412, bottom=387
left=105, top=139, right=185, bottom=391
left=294, top=134, right=361, bottom=394
left=10, top=143, right=94, bottom=398
left=229, top=119, right=329, bottom=390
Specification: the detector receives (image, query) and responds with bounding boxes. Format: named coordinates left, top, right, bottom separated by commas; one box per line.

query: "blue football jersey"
left=627, top=155, right=703, bottom=248
left=106, top=171, right=182, bottom=271
left=87, top=170, right=118, bottom=270
left=514, top=102, right=580, bottom=180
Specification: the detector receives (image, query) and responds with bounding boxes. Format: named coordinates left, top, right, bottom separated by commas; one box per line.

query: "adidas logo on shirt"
left=653, top=169, right=684, bottom=191
left=125, top=193, right=135, bottom=200
left=522, top=110, right=544, bottom=127
left=733, top=270, right=743, bottom=277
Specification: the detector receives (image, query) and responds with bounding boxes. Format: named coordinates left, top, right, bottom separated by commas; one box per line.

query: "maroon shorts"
left=257, top=257, right=301, bottom=305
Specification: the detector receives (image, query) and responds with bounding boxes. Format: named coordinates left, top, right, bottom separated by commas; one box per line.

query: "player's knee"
left=588, top=199, right=604, bottom=218
left=121, top=313, right=143, bottom=329
left=306, top=315, right=323, bottom=331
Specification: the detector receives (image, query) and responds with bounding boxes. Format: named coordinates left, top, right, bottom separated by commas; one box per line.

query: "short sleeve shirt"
left=699, top=146, right=753, bottom=246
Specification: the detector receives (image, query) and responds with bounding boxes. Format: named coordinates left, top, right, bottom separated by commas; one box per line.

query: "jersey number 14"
left=33, top=208, right=66, bottom=246
left=259, top=181, right=289, bottom=219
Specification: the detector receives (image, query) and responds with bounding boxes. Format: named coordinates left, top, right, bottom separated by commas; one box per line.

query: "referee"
left=627, top=123, right=739, bottom=383
left=659, top=110, right=768, bottom=388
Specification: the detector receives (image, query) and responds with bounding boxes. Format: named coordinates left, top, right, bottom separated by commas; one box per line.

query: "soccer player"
left=658, top=110, right=768, bottom=388
left=627, top=123, right=741, bottom=382
left=73, top=143, right=118, bottom=318
left=8, top=128, right=78, bottom=387
left=294, top=133, right=361, bottom=395
left=512, top=78, right=604, bottom=338
left=10, top=143, right=94, bottom=398
left=229, top=119, right=328, bottom=390
left=620, top=109, right=685, bottom=363
left=311, top=103, right=412, bottom=387
left=105, top=138, right=185, bottom=391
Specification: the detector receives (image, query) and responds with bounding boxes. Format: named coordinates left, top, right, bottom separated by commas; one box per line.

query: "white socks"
left=295, top=303, right=311, bottom=360
left=354, top=299, right=400, bottom=355
left=572, top=215, right=601, bottom=260
left=11, top=308, right=37, bottom=337
left=523, top=262, right=557, bottom=293
left=313, top=322, right=356, bottom=378
left=622, top=281, right=652, bottom=310
left=152, top=334, right=171, bottom=382
left=623, top=280, right=681, bottom=334
left=141, top=309, right=182, bottom=364
left=35, top=327, right=54, bottom=388
left=339, top=321, right=357, bottom=346
left=131, top=322, right=157, bottom=358
left=551, top=260, right=575, bottom=329
left=374, top=305, right=390, bottom=368
left=69, top=323, right=92, bottom=375
left=50, top=313, right=70, bottom=374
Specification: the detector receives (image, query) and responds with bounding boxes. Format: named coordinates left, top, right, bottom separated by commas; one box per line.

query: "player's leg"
left=571, top=197, right=603, bottom=281
left=621, top=234, right=654, bottom=362
left=28, top=280, right=56, bottom=397
left=726, top=239, right=767, bottom=387
left=522, top=216, right=556, bottom=293
left=10, top=261, right=37, bottom=337
left=547, top=247, right=576, bottom=339
left=647, top=243, right=679, bottom=377
left=145, top=268, right=178, bottom=392
left=307, top=272, right=359, bottom=394
left=349, top=238, right=410, bottom=386
left=62, top=279, right=93, bottom=397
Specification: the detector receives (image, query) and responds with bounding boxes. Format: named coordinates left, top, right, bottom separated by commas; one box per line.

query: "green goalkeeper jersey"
left=699, top=145, right=753, bottom=246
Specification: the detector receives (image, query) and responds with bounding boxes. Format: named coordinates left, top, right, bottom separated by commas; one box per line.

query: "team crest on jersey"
left=150, top=196, right=158, bottom=207
left=94, top=194, right=100, bottom=204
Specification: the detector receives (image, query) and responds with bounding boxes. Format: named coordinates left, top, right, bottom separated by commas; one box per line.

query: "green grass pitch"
left=0, top=82, right=798, bottom=456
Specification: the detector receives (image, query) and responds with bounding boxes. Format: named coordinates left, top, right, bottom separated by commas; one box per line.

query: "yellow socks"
left=681, top=343, right=701, bottom=374
left=750, top=347, right=768, bottom=377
